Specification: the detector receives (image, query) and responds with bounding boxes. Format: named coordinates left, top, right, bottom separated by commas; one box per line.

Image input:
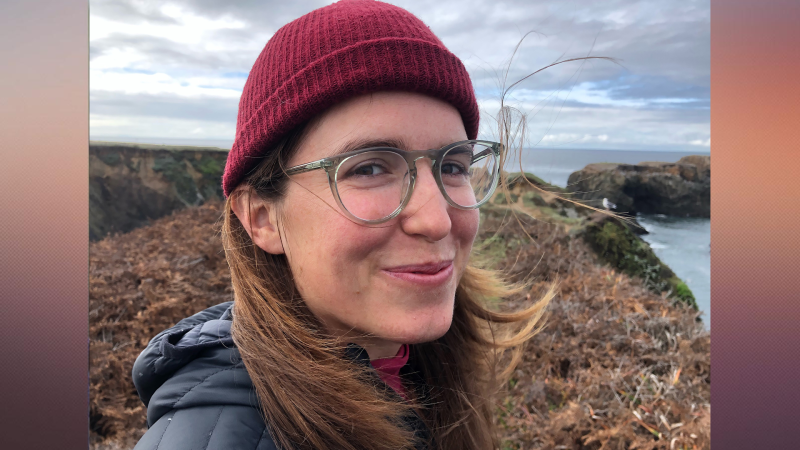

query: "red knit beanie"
left=222, top=0, right=479, bottom=197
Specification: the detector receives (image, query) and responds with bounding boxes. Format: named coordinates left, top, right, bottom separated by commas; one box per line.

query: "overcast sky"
left=89, top=0, right=710, bottom=152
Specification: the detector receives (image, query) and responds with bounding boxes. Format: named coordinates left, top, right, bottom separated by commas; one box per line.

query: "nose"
left=398, top=159, right=451, bottom=242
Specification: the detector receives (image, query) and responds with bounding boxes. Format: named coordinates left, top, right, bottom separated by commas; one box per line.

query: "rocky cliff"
left=90, top=197, right=709, bottom=450
left=566, top=155, right=710, bottom=217
left=489, top=175, right=696, bottom=308
left=89, top=141, right=228, bottom=241
left=88, top=142, right=696, bottom=308
left=90, top=151, right=709, bottom=449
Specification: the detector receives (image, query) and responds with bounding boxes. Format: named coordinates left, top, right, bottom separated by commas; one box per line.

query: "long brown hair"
left=216, top=22, right=626, bottom=444
left=220, top=109, right=554, bottom=449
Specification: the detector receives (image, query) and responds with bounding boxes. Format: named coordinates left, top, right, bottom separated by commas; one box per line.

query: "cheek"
left=452, top=208, right=480, bottom=250
left=282, top=209, right=397, bottom=333
left=281, top=178, right=371, bottom=255
left=279, top=193, right=390, bottom=293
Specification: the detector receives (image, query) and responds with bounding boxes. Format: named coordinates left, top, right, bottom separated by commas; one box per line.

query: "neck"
left=315, top=315, right=403, bottom=359
left=349, top=337, right=402, bottom=360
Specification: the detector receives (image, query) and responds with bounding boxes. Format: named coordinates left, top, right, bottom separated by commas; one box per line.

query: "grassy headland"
left=89, top=170, right=709, bottom=450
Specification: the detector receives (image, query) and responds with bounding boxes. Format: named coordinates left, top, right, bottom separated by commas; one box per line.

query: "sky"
left=89, top=0, right=710, bottom=152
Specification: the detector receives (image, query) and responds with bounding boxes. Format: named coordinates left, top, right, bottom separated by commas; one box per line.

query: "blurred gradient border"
left=1, top=0, right=799, bottom=448
left=0, top=1, right=89, bottom=449
left=711, top=0, right=800, bottom=448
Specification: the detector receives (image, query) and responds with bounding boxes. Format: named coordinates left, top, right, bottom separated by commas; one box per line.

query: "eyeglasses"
left=284, top=140, right=502, bottom=224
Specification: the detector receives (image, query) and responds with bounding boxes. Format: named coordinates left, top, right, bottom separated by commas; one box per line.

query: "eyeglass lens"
left=334, top=143, right=497, bottom=222
left=441, top=142, right=497, bottom=209
left=335, top=150, right=411, bottom=222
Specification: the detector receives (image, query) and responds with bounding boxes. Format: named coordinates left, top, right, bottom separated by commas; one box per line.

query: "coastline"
left=88, top=143, right=710, bottom=449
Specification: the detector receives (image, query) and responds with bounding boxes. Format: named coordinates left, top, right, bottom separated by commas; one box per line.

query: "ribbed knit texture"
left=223, top=0, right=479, bottom=196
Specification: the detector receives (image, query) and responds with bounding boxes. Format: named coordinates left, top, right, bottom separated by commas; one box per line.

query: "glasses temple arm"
left=471, top=148, right=495, bottom=164
left=284, top=159, right=333, bottom=176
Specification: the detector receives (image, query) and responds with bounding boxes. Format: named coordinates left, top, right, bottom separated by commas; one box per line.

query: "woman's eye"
left=353, top=164, right=385, bottom=176
left=441, top=162, right=467, bottom=175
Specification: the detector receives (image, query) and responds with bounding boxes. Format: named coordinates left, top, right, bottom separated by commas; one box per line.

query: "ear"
left=230, top=187, right=285, bottom=255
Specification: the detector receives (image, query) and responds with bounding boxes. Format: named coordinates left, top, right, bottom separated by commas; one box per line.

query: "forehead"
left=289, top=91, right=469, bottom=165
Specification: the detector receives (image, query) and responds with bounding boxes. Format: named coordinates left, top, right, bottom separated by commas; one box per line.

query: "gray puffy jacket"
left=132, top=302, right=429, bottom=450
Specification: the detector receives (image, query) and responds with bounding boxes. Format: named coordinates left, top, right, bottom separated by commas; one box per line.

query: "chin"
left=394, top=307, right=454, bottom=344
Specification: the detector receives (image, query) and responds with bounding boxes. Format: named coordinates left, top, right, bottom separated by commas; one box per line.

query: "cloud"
left=90, top=90, right=239, bottom=122
left=89, top=0, right=709, bottom=150
left=90, top=0, right=182, bottom=25
left=90, top=114, right=237, bottom=141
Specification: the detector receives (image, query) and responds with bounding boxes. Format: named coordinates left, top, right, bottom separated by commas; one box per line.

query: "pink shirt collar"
left=369, top=344, right=409, bottom=399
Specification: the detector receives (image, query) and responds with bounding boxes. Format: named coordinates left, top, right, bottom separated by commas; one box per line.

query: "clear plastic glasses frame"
left=284, top=139, right=503, bottom=225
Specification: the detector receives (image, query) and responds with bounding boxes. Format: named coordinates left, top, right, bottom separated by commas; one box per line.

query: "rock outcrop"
left=497, top=172, right=648, bottom=234
left=487, top=173, right=694, bottom=307
left=580, top=212, right=697, bottom=309
left=90, top=141, right=228, bottom=241
left=566, top=155, right=710, bottom=217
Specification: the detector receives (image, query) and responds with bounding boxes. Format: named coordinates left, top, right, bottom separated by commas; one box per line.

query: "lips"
left=382, top=260, right=454, bottom=286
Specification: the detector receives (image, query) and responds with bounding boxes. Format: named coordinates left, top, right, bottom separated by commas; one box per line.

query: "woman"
left=132, top=1, right=552, bottom=449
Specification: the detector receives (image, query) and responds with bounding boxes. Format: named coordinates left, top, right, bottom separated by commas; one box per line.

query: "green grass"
left=672, top=279, right=697, bottom=309
left=189, top=154, right=227, bottom=177
left=582, top=218, right=698, bottom=309
left=90, top=140, right=229, bottom=153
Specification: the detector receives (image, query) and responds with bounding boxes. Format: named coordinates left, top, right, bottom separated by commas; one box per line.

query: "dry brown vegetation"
left=479, top=206, right=709, bottom=450
left=89, top=201, right=232, bottom=449
left=89, top=199, right=709, bottom=450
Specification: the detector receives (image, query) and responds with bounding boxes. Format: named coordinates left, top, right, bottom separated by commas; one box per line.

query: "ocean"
left=518, top=148, right=711, bottom=329
left=92, top=137, right=711, bottom=328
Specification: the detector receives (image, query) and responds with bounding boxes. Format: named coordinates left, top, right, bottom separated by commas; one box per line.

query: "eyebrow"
left=330, top=137, right=411, bottom=157
left=329, top=137, right=465, bottom=158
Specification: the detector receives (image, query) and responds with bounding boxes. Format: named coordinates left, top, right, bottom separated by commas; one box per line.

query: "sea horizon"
left=90, top=136, right=711, bottom=154
left=90, top=135, right=711, bottom=327
left=90, top=136, right=711, bottom=186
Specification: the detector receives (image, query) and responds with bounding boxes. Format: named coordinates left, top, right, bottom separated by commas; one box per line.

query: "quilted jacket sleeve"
left=133, top=404, right=278, bottom=450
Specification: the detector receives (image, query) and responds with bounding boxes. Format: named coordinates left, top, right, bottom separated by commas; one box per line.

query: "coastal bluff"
left=89, top=145, right=709, bottom=450
left=88, top=142, right=701, bottom=310
left=90, top=141, right=228, bottom=241
left=566, top=155, right=710, bottom=218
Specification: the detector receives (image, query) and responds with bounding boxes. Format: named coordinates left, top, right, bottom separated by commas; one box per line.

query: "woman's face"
left=247, top=91, right=480, bottom=358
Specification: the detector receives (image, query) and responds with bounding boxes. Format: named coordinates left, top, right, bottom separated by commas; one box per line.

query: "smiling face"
left=236, top=91, right=480, bottom=359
